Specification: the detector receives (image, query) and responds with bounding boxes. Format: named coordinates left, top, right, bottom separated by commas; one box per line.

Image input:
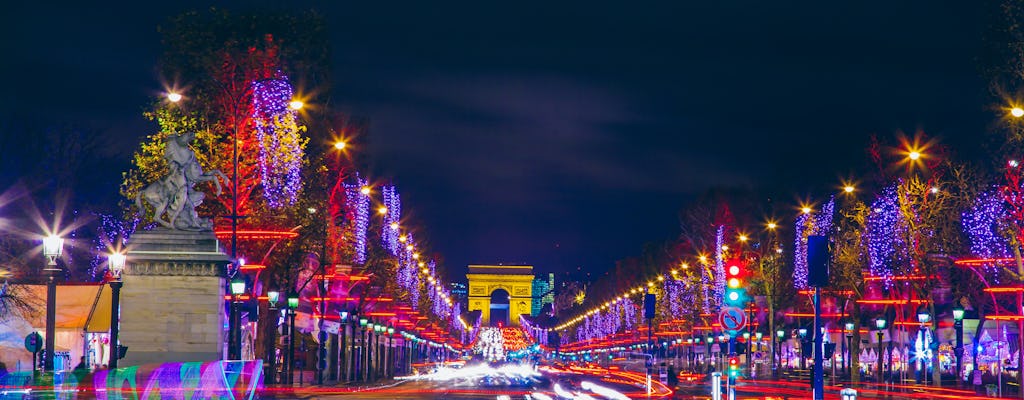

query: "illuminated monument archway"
left=466, top=265, right=534, bottom=327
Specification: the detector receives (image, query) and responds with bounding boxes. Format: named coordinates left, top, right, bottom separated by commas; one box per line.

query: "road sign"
left=24, top=332, right=42, bottom=353
left=718, top=306, right=747, bottom=332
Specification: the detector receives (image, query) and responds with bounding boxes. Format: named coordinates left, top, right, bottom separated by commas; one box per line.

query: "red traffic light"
left=729, top=357, right=739, bottom=367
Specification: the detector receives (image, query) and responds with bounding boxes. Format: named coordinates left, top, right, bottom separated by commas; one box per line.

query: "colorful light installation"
left=711, top=225, right=726, bottom=309
left=344, top=175, right=370, bottom=263
left=251, top=77, right=306, bottom=208
left=866, top=183, right=907, bottom=286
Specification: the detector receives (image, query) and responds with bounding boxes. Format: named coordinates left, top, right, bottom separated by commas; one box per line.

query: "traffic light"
left=728, top=356, right=740, bottom=378
left=724, top=259, right=747, bottom=307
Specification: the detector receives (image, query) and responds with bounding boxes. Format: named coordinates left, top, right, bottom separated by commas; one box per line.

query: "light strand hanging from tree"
left=866, top=183, right=907, bottom=287
left=251, top=77, right=306, bottom=208
left=343, top=175, right=370, bottom=264
left=663, top=276, right=685, bottom=318
left=382, top=185, right=401, bottom=255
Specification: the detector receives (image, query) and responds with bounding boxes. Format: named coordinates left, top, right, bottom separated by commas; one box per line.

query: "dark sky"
left=1, top=1, right=991, bottom=282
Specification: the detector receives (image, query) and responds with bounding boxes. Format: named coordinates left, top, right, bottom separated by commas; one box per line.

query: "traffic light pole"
left=812, top=286, right=824, bottom=400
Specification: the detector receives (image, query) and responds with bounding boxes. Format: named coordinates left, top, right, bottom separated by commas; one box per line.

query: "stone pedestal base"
left=121, top=229, right=230, bottom=366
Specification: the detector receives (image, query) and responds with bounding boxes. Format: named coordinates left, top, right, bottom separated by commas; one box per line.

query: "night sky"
left=1, top=1, right=991, bottom=281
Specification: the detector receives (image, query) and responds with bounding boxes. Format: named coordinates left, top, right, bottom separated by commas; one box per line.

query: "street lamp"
left=776, top=329, right=785, bottom=373
left=844, top=322, right=855, bottom=377
left=42, top=234, right=63, bottom=371
left=916, top=306, right=931, bottom=384
left=108, top=252, right=126, bottom=369
left=953, top=304, right=965, bottom=387
left=875, top=317, right=887, bottom=383
left=268, top=290, right=280, bottom=310
left=229, top=276, right=246, bottom=360
left=286, top=291, right=299, bottom=384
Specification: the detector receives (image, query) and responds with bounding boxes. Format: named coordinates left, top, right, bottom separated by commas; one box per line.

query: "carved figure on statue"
left=136, top=131, right=227, bottom=231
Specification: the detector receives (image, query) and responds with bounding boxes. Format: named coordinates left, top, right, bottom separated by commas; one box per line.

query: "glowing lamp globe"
left=334, top=141, right=346, bottom=150
left=288, top=100, right=304, bottom=110
left=230, top=276, right=246, bottom=295
left=267, top=291, right=280, bottom=308
left=1013, top=107, right=1024, bottom=118
left=875, top=318, right=886, bottom=330
left=844, top=322, right=855, bottom=332
left=167, top=92, right=183, bottom=103
left=43, top=235, right=64, bottom=259
left=287, top=292, right=299, bottom=309
left=953, top=306, right=964, bottom=321
left=108, top=252, right=126, bottom=278
left=908, top=151, right=921, bottom=161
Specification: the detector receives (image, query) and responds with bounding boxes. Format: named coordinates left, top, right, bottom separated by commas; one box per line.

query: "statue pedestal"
left=121, top=229, right=230, bottom=366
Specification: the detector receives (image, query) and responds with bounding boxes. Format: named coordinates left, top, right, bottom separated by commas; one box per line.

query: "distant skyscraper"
left=531, top=273, right=555, bottom=316
left=450, top=282, right=468, bottom=308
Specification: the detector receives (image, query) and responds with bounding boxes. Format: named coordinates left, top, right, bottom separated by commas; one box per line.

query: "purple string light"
left=381, top=185, right=401, bottom=255
left=251, top=77, right=304, bottom=208
left=794, top=197, right=834, bottom=289
left=343, top=175, right=370, bottom=264
left=964, top=188, right=1010, bottom=278
left=866, top=183, right=907, bottom=287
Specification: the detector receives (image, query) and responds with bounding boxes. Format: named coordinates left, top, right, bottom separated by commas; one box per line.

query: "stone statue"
left=136, top=132, right=228, bottom=231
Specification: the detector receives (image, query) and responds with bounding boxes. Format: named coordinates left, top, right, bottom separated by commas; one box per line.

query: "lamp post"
left=287, top=291, right=299, bottom=384
left=108, top=252, right=126, bottom=370
left=776, top=329, right=785, bottom=374
left=916, top=307, right=931, bottom=384
left=798, top=328, right=808, bottom=370
left=229, top=276, right=246, bottom=360
left=359, top=318, right=368, bottom=381
left=875, top=317, right=886, bottom=384
left=339, top=310, right=349, bottom=382
left=844, top=322, right=855, bottom=378
left=42, top=234, right=63, bottom=372
left=266, top=290, right=280, bottom=385
left=317, top=273, right=328, bottom=385
left=953, top=305, right=964, bottom=387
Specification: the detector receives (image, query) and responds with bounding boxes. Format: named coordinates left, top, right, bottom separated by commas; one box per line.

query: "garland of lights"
left=382, top=185, right=401, bottom=255
left=866, top=183, right=907, bottom=287
left=963, top=188, right=1010, bottom=279
left=663, top=276, right=685, bottom=317
left=344, top=175, right=370, bottom=264
left=251, top=77, right=305, bottom=208
left=712, top=225, right=726, bottom=308
left=794, top=197, right=834, bottom=289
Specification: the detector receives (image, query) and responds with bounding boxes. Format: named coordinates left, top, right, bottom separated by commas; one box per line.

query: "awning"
left=22, top=283, right=112, bottom=333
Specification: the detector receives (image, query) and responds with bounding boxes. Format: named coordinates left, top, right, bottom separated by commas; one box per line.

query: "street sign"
left=24, top=332, right=42, bottom=354
left=718, top=306, right=747, bottom=332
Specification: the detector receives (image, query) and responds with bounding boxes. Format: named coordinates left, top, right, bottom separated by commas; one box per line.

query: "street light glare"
left=844, top=185, right=855, bottom=193
left=801, top=207, right=812, bottom=214
left=167, top=92, right=183, bottom=102
left=334, top=141, right=346, bottom=150
left=289, top=100, right=304, bottom=110
left=1013, top=107, right=1024, bottom=118
left=908, top=151, right=921, bottom=161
